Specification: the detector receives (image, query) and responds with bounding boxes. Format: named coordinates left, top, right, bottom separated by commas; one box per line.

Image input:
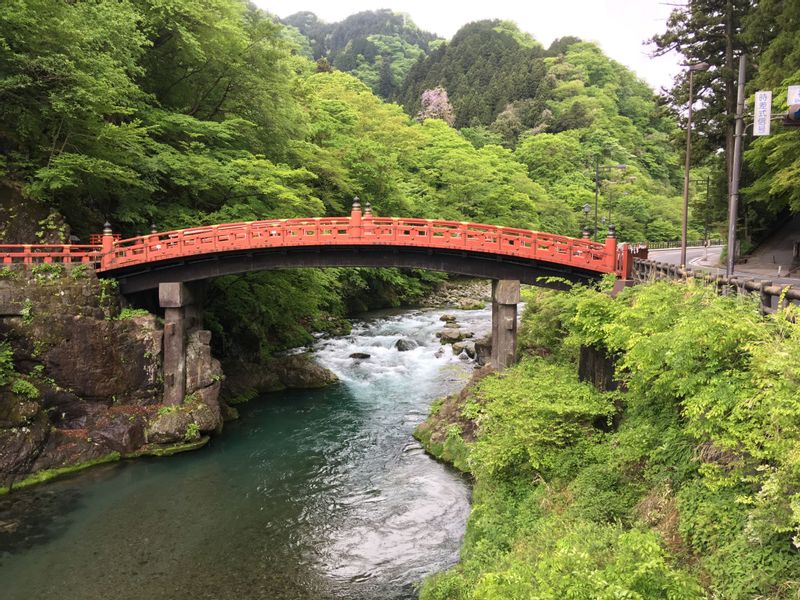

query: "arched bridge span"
left=0, top=201, right=646, bottom=399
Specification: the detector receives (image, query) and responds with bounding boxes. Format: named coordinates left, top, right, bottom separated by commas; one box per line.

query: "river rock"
left=146, top=409, right=193, bottom=445
left=222, top=354, right=338, bottom=402
left=474, top=334, right=492, bottom=366
left=0, top=412, right=49, bottom=487
left=394, top=338, right=418, bottom=352
left=274, top=354, right=339, bottom=389
left=349, top=352, right=371, bottom=360
left=186, top=330, right=222, bottom=392
left=437, top=328, right=470, bottom=343
left=89, top=412, right=147, bottom=454
left=458, top=299, right=485, bottom=310
left=453, top=341, right=476, bottom=359
left=439, top=314, right=457, bottom=323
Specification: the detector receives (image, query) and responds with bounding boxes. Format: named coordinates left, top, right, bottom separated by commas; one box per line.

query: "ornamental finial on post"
left=607, top=223, right=616, bottom=239
left=101, top=221, right=114, bottom=261
left=350, top=195, right=363, bottom=234
left=364, top=201, right=372, bottom=217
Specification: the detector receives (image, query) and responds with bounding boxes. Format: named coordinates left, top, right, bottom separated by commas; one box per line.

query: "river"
left=0, top=306, right=490, bottom=600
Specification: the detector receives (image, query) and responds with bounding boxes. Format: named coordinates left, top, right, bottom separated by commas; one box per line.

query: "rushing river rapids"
left=0, top=306, right=491, bottom=600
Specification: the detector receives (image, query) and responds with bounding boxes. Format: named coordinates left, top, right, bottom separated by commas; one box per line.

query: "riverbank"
left=413, top=281, right=800, bottom=599
left=1, top=305, right=486, bottom=600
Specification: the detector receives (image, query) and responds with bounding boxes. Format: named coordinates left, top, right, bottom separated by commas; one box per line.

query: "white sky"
left=255, top=0, right=684, bottom=92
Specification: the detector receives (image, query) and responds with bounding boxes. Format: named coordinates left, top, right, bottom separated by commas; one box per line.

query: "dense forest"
left=282, top=9, right=441, bottom=100
left=651, top=0, right=800, bottom=251
left=0, top=0, right=690, bottom=363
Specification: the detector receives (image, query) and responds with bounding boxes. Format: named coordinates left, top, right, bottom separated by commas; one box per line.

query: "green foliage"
left=31, top=263, right=64, bottom=282
left=11, top=377, right=39, bottom=400
left=422, top=281, right=800, bottom=598
left=69, top=264, right=90, bottom=279
left=469, top=357, right=615, bottom=480
left=114, top=307, right=151, bottom=320
left=0, top=341, right=14, bottom=387
left=20, top=299, right=33, bottom=324
left=283, top=10, right=440, bottom=99
left=184, top=422, right=200, bottom=442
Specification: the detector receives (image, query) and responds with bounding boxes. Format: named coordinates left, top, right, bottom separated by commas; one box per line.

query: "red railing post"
left=604, top=224, right=618, bottom=274
left=100, top=221, right=114, bottom=270
left=620, top=243, right=632, bottom=278
left=363, top=201, right=373, bottom=237
left=350, top=196, right=363, bottom=238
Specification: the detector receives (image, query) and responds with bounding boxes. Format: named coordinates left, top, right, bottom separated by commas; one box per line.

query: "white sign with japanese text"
left=754, top=90, right=772, bottom=136
left=788, top=86, right=800, bottom=105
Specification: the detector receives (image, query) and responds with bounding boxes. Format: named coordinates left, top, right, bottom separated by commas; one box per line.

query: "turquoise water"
left=0, top=307, right=490, bottom=599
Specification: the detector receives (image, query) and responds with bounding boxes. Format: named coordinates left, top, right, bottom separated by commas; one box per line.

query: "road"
left=647, top=246, right=800, bottom=285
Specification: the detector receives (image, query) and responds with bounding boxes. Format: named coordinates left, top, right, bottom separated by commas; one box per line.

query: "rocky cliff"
left=0, top=264, right=225, bottom=492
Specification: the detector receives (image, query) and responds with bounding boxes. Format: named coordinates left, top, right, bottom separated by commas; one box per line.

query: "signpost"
left=754, top=91, right=772, bottom=136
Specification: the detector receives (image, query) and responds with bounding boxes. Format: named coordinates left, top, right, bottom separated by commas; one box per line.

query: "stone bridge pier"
left=491, top=279, right=520, bottom=370
left=158, top=282, right=205, bottom=405
left=158, top=278, right=521, bottom=402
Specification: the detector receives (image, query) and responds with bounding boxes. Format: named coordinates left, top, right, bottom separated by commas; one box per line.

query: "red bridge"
left=0, top=200, right=642, bottom=294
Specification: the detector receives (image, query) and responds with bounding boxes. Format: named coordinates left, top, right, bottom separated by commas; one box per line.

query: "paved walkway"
left=648, top=246, right=800, bottom=286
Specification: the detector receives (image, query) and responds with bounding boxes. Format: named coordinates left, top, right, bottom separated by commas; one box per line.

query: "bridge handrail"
left=0, top=244, right=101, bottom=265
left=0, top=208, right=640, bottom=277
left=101, top=217, right=616, bottom=272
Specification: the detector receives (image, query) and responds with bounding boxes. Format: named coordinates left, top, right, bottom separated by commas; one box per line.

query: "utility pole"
left=594, top=158, right=600, bottom=241
left=726, top=54, right=746, bottom=278
left=681, top=62, right=710, bottom=268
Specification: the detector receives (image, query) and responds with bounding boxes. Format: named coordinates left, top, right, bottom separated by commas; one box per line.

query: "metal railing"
left=641, top=239, right=723, bottom=250
left=633, top=258, right=799, bottom=314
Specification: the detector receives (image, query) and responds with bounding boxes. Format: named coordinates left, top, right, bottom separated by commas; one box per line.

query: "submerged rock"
left=394, top=338, right=418, bottom=352
left=349, top=352, right=371, bottom=360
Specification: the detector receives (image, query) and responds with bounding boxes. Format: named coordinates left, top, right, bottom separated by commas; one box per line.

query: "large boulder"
left=146, top=409, right=193, bottom=445
left=275, top=354, right=338, bottom=389
left=0, top=413, right=49, bottom=487
left=186, top=330, right=222, bottom=392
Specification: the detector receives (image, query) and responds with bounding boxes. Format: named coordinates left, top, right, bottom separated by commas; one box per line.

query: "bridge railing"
left=0, top=205, right=645, bottom=278
left=0, top=244, right=101, bottom=266
left=100, top=216, right=620, bottom=275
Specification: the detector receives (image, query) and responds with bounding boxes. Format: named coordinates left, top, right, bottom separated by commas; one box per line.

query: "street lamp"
left=594, top=160, right=626, bottom=241
left=680, top=61, right=710, bottom=268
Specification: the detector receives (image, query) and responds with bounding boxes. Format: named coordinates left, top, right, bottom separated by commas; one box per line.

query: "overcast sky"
left=254, top=0, right=684, bottom=92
